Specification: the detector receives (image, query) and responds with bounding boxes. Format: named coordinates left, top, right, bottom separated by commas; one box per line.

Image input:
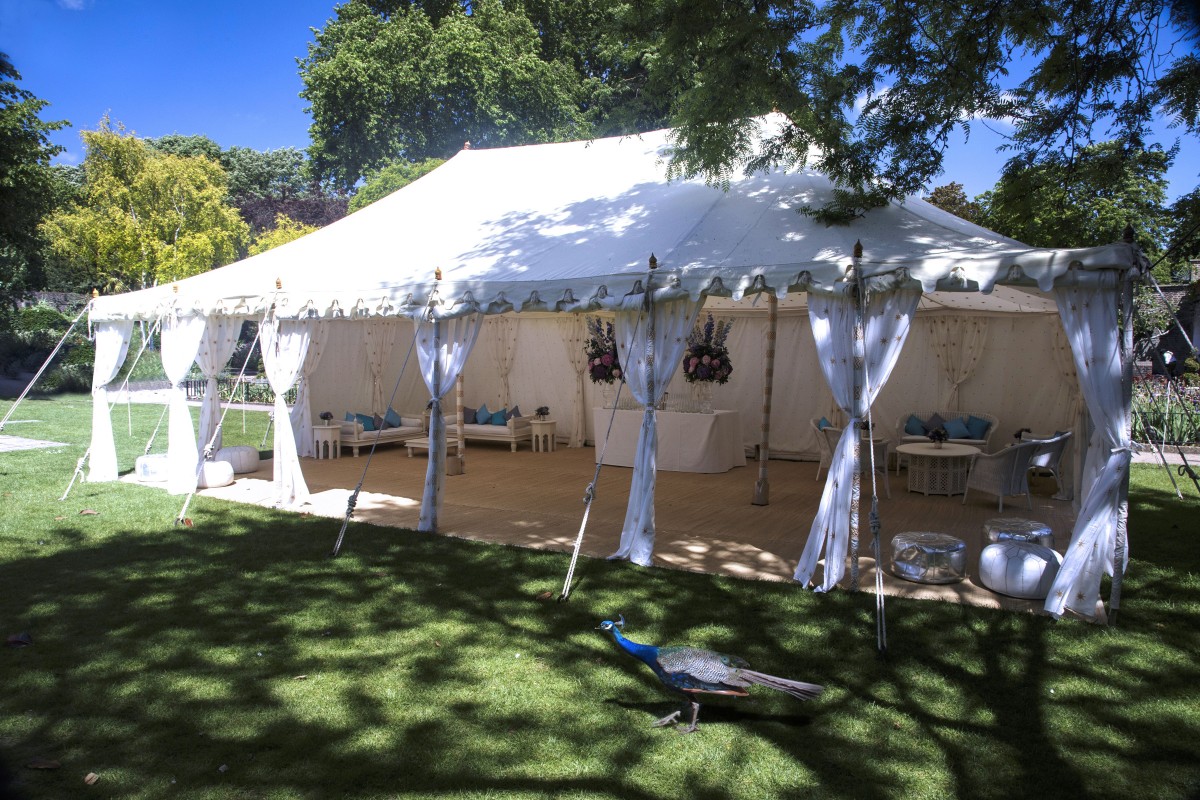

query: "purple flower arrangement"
left=682, top=313, right=733, bottom=384
left=585, top=317, right=622, bottom=384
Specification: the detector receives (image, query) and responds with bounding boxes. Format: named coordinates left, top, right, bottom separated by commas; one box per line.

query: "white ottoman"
left=215, top=445, right=260, bottom=474
left=135, top=454, right=169, bottom=483
left=197, top=460, right=235, bottom=489
left=979, top=541, right=1063, bottom=599
left=891, top=532, right=967, bottom=584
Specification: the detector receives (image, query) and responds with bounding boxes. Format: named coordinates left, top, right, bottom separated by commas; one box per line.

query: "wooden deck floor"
left=197, top=441, right=1078, bottom=615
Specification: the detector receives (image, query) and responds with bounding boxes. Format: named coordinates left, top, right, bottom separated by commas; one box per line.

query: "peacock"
left=597, top=615, right=823, bottom=733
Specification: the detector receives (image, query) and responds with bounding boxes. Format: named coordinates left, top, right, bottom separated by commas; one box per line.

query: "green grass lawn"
left=1, top=394, right=1198, bottom=799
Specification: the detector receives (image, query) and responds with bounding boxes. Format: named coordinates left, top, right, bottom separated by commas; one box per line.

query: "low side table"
left=313, top=423, right=341, bottom=460
left=895, top=443, right=980, bottom=496
left=405, top=437, right=461, bottom=458
left=530, top=418, right=557, bottom=452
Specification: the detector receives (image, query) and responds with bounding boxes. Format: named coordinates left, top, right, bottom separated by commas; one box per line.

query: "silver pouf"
left=983, top=517, right=1054, bottom=548
left=891, top=532, right=967, bottom=584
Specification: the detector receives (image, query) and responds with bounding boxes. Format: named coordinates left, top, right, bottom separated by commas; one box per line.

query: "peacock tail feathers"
left=737, top=669, right=824, bottom=701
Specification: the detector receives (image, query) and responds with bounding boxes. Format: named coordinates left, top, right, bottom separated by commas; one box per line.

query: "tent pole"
left=753, top=293, right=777, bottom=505
left=849, top=246, right=866, bottom=592
left=449, top=373, right=465, bottom=475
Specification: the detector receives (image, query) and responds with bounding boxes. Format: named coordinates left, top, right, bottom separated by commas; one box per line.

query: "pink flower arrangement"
left=585, top=316, right=622, bottom=384
left=682, top=313, right=733, bottom=384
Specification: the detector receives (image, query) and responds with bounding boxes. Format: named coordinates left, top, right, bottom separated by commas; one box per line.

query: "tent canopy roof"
left=90, top=117, right=1143, bottom=322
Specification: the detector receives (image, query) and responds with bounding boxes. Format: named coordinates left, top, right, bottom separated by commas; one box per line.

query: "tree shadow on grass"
left=0, top=489, right=1197, bottom=799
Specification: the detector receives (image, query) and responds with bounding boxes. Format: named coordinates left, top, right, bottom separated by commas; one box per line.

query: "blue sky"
left=3, top=0, right=1196, bottom=202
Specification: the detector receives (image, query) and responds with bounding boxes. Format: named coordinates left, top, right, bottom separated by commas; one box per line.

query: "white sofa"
left=895, top=410, right=999, bottom=450
left=339, top=415, right=424, bottom=457
left=894, top=410, right=999, bottom=475
left=437, top=413, right=533, bottom=452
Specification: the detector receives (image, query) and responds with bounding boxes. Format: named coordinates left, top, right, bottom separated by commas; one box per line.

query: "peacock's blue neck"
left=609, top=627, right=659, bottom=667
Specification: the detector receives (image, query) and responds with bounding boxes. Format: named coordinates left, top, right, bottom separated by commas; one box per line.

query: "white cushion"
left=135, top=454, right=169, bottom=483
left=215, top=445, right=260, bottom=474
left=979, top=541, right=1063, bottom=599
left=196, top=460, right=235, bottom=489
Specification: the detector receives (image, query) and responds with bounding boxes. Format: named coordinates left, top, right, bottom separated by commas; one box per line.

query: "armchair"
left=1025, top=431, right=1073, bottom=499
left=962, top=441, right=1040, bottom=512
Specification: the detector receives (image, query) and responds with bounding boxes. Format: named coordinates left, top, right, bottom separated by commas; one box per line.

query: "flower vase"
left=599, top=382, right=616, bottom=408
left=689, top=380, right=713, bottom=414
left=933, top=440, right=943, bottom=449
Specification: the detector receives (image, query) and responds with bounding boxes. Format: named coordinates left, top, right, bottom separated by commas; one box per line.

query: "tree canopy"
left=146, top=134, right=347, bottom=235
left=348, top=157, right=445, bottom=212
left=300, top=0, right=671, bottom=189
left=299, top=0, right=1199, bottom=224
left=652, top=0, right=1200, bottom=222
left=41, top=120, right=249, bottom=293
left=247, top=214, right=320, bottom=256
left=0, top=53, right=68, bottom=308
left=976, top=142, right=1176, bottom=269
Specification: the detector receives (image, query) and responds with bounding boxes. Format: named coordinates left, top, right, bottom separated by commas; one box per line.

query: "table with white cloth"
left=593, top=408, right=746, bottom=473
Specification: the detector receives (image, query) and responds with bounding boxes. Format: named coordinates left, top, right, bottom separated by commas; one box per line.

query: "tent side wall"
left=304, top=306, right=1077, bottom=466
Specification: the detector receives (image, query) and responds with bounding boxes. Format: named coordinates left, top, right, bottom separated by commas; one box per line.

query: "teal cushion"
left=923, top=413, right=946, bottom=433
left=462, top=406, right=478, bottom=425
left=385, top=407, right=402, bottom=428
left=490, top=408, right=507, bottom=425
left=345, top=411, right=355, bottom=423
left=943, top=417, right=971, bottom=439
left=817, top=416, right=832, bottom=430
left=965, top=415, right=991, bottom=440
left=355, top=413, right=375, bottom=432
left=904, top=414, right=926, bottom=436
left=476, top=403, right=490, bottom=424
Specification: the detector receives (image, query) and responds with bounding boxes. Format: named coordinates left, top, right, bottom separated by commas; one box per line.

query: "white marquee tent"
left=87, top=117, right=1146, bottom=621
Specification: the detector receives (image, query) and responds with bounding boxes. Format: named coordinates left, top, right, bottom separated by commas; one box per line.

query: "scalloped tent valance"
left=87, top=117, right=1145, bottom=323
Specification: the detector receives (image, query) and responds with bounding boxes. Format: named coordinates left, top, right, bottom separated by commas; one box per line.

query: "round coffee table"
left=895, top=442, right=980, bottom=496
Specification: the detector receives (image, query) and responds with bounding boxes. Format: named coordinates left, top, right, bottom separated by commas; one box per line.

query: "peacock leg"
left=651, top=709, right=681, bottom=727
left=679, top=699, right=701, bottom=734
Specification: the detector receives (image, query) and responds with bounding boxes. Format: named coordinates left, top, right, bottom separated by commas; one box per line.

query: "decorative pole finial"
left=92, top=288, right=99, bottom=298
left=435, top=267, right=443, bottom=281
left=463, top=141, right=471, bottom=150
left=172, top=283, right=179, bottom=293
left=853, top=240, right=863, bottom=260
left=1123, top=224, right=1134, bottom=243
left=648, top=253, right=658, bottom=270
left=275, top=277, right=282, bottom=289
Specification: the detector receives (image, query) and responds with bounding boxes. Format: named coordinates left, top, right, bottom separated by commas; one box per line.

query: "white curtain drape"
left=261, top=317, right=312, bottom=507
left=291, top=321, right=330, bottom=457
left=161, top=313, right=208, bottom=495
left=610, top=296, right=701, bottom=565
left=86, top=320, right=133, bottom=483
left=365, top=319, right=396, bottom=413
left=559, top=315, right=588, bottom=447
left=928, top=316, right=988, bottom=408
left=1046, top=277, right=1130, bottom=619
left=195, top=317, right=241, bottom=457
left=491, top=316, right=519, bottom=408
left=795, top=286, right=921, bottom=590
left=1051, top=326, right=1082, bottom=501
left=415, top=312, right=485, bottom=532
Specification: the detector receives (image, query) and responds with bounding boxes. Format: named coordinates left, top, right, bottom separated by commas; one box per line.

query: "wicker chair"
left=811, top=418, right=835, bottom=480
left=821, top=425, right=890, bottom=499
left=1025, top=431, right=1073, bottom=498
left=962, top=441, right=1040, bottom=511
